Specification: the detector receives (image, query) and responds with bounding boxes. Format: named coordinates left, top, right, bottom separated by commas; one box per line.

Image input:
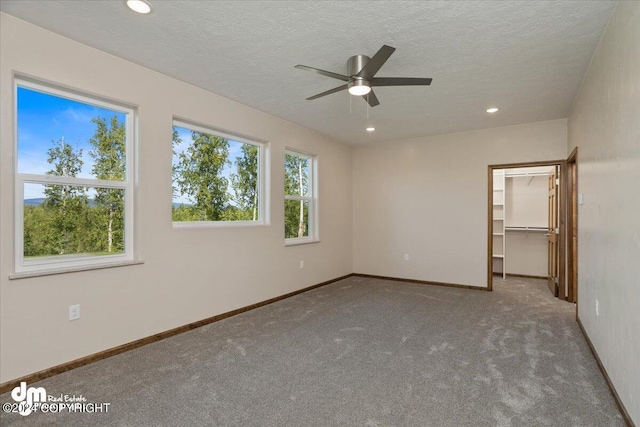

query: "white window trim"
left=284, top=148, right=319, bottom=246
left=14, top=77, right=136, bottom=274
left=171, top=119, right=268, bottom=228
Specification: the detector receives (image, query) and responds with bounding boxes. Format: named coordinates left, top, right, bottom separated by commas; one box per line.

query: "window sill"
left=172, top=221, right=267, bottom=229
left=285, top=239, right=321, bottom=247
left=9, top=260, right=144, bottom=280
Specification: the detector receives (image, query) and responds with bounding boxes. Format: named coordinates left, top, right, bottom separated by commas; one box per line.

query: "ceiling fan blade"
left=357, top=45, right=396, bottom=79
left=295, top=65, right=350, bottom=82
left=362, top=90, right=380, bottom=107
left=372, top=77, right=433, bottom=86
left=306, top=84, right=349, bottom=100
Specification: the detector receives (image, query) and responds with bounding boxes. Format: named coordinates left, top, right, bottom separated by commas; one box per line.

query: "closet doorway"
left=487, top=160, right=573, bottom=302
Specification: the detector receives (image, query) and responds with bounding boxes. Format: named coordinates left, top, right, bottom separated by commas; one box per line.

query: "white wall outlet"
left=578, top=193, right=584, bottom=205
left=69, top=304, right=80, bottom=321
left=404, top=253, right=409, bottom=261
left=595, top=299, right=599, bottom=316
left=299, top=260, right=304, bottom=269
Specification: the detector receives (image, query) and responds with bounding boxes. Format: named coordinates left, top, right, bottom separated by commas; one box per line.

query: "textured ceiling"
left=1, top=1, right=616, bottom=145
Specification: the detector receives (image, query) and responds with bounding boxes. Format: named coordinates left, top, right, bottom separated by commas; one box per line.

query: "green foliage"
left=23, top=116, right=126, bottom=259
left=24, top=204, right=58, bottom=256
left=284, top=199, right=309, bottom=239
left=171, top=128, right=182, bottom=200
left=89, top=116, right=126, bottom=181
left=45, top=137, right=83, bottom=178
left=89, top=116, right=126, bottom=253
left=284, top=153, right=309, bottom=196
left=173, top=131, right=230, bottom=221
left=171, top=204, right=201, bottom=222
left=34, top=138, right=91, bottom=256
left=43, top=138, right=86, bottom=208
left=172, top=127, right=260, bottom=222
left=230, top=144, right=259, bottom=221
left=284, top=153, right=309, bottom=238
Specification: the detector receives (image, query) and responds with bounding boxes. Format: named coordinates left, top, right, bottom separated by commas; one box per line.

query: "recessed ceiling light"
left=486, top=107, right=499, bottom=113
left=127, top=0, right=151, bottom=14
left=366, top=127, right=375, bottom=132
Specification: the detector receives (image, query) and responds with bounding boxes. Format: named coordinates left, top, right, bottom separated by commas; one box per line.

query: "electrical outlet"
left=69, top=304, right=80, bottom=321
left=404, top=254, right=409, bottom=261
left=595, top=299, right=599, bottom=316
left=300, top=260, right=304, bottom=269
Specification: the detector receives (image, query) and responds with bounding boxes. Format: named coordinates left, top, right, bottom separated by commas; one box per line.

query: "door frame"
left=566, top=148, right=578, bottom=303
left=547, top=165, right=561, bottom=296
left=487, top=160, right=567, bottom=293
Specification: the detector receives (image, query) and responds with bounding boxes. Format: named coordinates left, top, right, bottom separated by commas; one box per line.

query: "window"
left=15, top=78, right=135, bottom=273
left=284, top=149, right=317, bottom=244
left=172, top=120, right=266, bottom=226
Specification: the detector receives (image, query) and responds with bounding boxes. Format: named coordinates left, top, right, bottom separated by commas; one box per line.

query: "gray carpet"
left=1, top=276, right=625, bottom=426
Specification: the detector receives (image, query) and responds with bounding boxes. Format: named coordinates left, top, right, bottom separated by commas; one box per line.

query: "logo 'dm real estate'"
left=11, top=382, right=46, bottom=416
left=4, top=381, right=111, bottom=417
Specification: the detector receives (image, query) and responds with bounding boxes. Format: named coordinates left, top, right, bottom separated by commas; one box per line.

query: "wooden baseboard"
left=576, top=316, right=635, bottom=427
left=0, top=273, right=354, bottom=395
left=353, top=273, right=487, bottom=291
left=493, top=272, right=547, bottom=280
left=505, top=273, right=548, bottom=280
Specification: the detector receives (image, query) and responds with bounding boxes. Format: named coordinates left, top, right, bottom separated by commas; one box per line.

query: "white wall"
left=0, top=14, right=352, bottom=383
left=505, top=232, right=548, bottom=277
left=352, top=119, right=568, bottom=287
left=505, top=175, right=548, bottom=228
left=568, top=1, right=640, bottom=423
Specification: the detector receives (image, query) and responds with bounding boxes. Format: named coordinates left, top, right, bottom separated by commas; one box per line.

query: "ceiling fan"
left=295, top=45, right=432, bottom=107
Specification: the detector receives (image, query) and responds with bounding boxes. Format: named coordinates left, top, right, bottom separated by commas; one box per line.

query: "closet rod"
left=504, top=172, right=550, bottom=178
left=505, top=226, right=547, bottom=232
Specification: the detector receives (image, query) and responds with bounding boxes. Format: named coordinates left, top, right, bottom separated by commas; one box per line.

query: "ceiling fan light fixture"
left=348, top=79, right=371, bottom=96
left=366, top=127, right=376, bottom=132
left=486, top=107, right=499, bottom=113
left=126, top=0, right=152, bottom=14
left=296, top=45, right=432, bottom=107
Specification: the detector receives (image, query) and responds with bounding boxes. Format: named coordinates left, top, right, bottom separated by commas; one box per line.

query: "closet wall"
left=504, top=167, right=551, bottom=277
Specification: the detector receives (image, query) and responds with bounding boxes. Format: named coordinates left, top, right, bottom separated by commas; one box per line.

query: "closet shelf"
left=493, top=170, right=506, bottom=279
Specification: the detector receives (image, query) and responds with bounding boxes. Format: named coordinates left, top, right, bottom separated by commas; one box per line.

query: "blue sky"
left=18, top=86, right=125, bottom=199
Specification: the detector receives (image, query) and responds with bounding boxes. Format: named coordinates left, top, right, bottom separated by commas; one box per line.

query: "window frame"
left=171, top=119, right=268, bottom=228
left=284, top=148, right=319, bottom=246
left=14, top=77, right=136, bottom=274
